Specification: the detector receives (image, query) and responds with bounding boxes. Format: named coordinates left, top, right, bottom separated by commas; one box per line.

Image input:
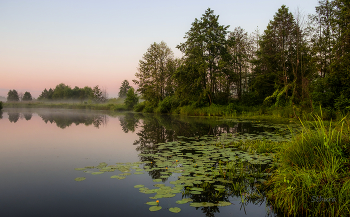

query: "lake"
left=0, top=108, right=298, bottom=217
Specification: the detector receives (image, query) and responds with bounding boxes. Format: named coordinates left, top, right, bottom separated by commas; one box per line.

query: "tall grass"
left=264, top=115, right=350, bottom=216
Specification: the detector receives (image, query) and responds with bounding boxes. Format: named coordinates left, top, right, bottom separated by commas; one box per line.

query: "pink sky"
left=0, top=0, right=318, bottom=98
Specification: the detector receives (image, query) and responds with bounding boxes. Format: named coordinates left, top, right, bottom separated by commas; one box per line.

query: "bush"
left=156, top=96, right=179, bottom=113
left=124, top=88, right=139, bottom=110
left=134, top=101, right=146, bottom=112
left=335, top=94, right=350, bottom=113
left=143, top=101, right=155, bottom=113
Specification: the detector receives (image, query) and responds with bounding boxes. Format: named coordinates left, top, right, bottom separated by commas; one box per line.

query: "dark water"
left=0, top=108, right=293, bottom=217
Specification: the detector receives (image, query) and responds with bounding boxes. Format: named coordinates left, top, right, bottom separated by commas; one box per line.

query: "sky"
left=0, top=0, right=319, bottom=98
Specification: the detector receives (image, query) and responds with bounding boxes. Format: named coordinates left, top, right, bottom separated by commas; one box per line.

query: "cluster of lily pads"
left=75, top=133, right=280, bottom=213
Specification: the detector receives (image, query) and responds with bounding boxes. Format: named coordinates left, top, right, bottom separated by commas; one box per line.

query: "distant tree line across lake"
left=4, top=83, right=109, bottom=103
left=37, top=83, right=108, bottom=103
left=131, top=1, right=350, bottom=114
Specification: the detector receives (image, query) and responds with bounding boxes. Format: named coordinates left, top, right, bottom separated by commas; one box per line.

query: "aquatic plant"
left=264, top=115, right=350, bottom=216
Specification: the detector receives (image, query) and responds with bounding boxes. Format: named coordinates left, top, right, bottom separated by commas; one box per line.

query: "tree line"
left=37, top=83, right=107, bottom=102
left=132, top=1, right=350, bottom=113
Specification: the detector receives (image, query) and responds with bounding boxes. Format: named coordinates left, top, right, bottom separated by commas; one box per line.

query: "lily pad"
left=74, top=177, right=86, bottom=181
left=149, top=206, right=162, bottom=211
left=134, top=185, right=144, bottom=188
left=74, top=168, right=86, bottom=171
left=153, top=179, right=162, bottom=182
left=217, top=201, right=232, bottom=206
left=169, top=207, right=181, bottom=213
left=146, top=201, right=159, bottom=206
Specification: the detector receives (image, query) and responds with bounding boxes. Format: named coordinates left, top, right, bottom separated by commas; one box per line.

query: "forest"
left=132, top=0, right=350, bottom=118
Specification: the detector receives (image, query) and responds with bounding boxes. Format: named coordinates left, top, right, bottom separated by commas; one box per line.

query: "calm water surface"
left=0, top=108, right=293, bottom=217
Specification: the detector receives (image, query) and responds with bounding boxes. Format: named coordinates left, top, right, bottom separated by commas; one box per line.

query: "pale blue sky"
left=0, top=0, right=319, bottom=98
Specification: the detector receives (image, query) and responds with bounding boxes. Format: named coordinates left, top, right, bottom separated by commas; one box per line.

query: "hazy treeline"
left=37, top=83, right=108, bottom=103
left=133, top=1, right=350, bottom=114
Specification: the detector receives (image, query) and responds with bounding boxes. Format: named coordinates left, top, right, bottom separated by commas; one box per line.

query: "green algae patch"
left=74, top=177, right=86, bottom=181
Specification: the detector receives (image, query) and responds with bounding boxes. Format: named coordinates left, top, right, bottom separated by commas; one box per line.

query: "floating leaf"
left=146, top=201, right=158, bottom=206
left=134, top=185, right=144, bottom=188
left=74, top=168, right=86, bottom=171
left=217, top=201, right=231, bottom=206
left=176, top=198, right=193, bottom=204
left=91, top=172, right=104, bottom=175
left=74, top=177, right=86, bottom=181
left=169, top=207, right=181, bottom=213
left=149, top=206, right=162, bottom=211
left=153, top=179, right=162, bottom=182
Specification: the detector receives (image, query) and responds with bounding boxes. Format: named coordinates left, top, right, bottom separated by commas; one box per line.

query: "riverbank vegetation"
left=131, top=1, right=350, bottom=120
left=3, top=98, right=127, bottom=111
left=262, top=116, right=350, bottom=216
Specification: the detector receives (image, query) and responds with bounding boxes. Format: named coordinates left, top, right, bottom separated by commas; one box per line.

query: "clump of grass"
left=264, top=115, right=350, bottom=216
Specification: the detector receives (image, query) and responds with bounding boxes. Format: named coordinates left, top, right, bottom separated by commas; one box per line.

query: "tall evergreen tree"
left=175, top=8, right=232, bottom=105
left=252, top=5, right=301, bottom=106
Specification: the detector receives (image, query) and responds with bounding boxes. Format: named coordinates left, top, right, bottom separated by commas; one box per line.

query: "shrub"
left=124, top=88, right=139, bottom=110
left=134, top=101, right=146, bottom=112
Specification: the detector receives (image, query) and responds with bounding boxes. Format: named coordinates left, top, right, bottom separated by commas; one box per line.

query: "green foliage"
left=134, top=41, right=175, bottom=105
left=134, top=101, right=146, bottom=112
left=38, top=84, right=94, bottom=101
left=92, top=85, right=107, bottom=103
left=7, top=90, right=19, bottom=102
left=22, top=91, right=32, bottom=101
left=175, top=8, right=232, bottom=105
left=0, top=101, right=2, bottom=110
left=335, top=94, right=350, bottom=113
left=118, top=80, right=131, bottom=98
left=265, top=116, right=350, bottom=216
left=155, top=96, right=178, bottom=113
left=124, top=87, right=139, bottom=110
left=143, top=101, right=156, bottom=113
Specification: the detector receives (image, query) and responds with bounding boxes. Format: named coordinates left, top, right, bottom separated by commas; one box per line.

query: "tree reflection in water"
left=39, top=112, right=108, bottom=129
left=118, top=114, right=275, bottom=217
left=8, top=112, right=20, bottom=123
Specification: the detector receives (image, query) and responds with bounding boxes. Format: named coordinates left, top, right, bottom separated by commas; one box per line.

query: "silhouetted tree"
left=7, top=90, right=19, bottom=102
left=118, top=80, right=131, bottom=98
left=22, top=92, right=32, bottom=101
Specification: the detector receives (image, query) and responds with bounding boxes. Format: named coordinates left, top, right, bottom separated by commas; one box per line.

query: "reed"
left=264, top=115, right=350, bottom=216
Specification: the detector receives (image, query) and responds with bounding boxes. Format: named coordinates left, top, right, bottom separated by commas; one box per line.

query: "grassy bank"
left=234, top=116, right=350, bottom=216
left=3, top=100, right=128, bottom=111
left=134, top=100, right=348, bottom=121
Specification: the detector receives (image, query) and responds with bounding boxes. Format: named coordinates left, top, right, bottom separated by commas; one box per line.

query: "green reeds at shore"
left=263, top=115, right=350, bottom=216
left=3, top=101, right=128, bottom=111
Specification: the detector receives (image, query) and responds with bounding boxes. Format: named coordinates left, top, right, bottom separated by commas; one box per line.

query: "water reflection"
left=118, top=113, right=140, bottom=133
left=21, top=112, right=33, bottom=121
left=3, top=109, right=109, bottom=129
left=8, top=112, right=20, bottom=123
left=39, top=112, right=108, bottom=129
